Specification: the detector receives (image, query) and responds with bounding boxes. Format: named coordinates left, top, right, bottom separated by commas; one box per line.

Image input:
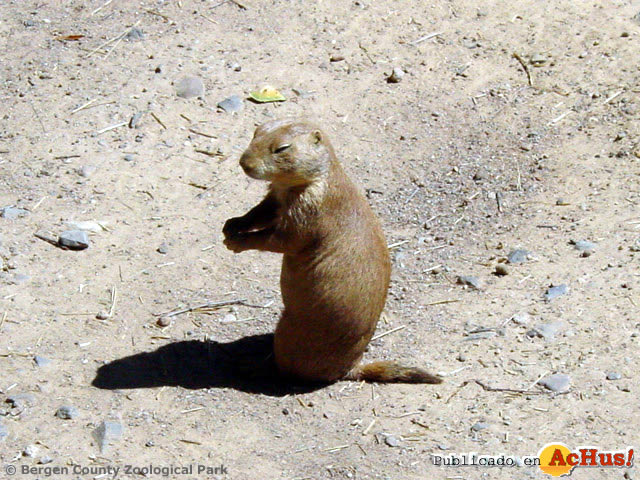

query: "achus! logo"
left=538, top=443, right=634, bottom=477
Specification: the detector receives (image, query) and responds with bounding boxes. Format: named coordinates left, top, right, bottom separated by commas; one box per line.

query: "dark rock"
left=494, top=264, right=509, bottom=276
left=58, top=230, right=89, bottom=250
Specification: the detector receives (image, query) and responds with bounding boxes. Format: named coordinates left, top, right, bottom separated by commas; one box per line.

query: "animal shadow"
left=91, top=334, right=327, bottom=396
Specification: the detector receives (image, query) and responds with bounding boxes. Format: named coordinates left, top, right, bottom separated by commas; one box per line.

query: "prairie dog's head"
left=239, top=118, right=333, bottom=187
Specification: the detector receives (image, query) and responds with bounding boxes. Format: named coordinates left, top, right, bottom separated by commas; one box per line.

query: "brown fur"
left=223, top=118, right=442, bottom=384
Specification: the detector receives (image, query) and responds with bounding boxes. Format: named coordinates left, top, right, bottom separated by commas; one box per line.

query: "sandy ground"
left=1, top=1, right=639, bottom=479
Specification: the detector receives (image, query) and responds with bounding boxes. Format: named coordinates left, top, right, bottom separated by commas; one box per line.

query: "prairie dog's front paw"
left=223, top=217, right=247, bottom=238
left=223, top=235, right=246, bottom=253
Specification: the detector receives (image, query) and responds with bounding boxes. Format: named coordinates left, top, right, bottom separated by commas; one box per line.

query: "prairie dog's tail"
left=345, top=361, right=442, bottom=384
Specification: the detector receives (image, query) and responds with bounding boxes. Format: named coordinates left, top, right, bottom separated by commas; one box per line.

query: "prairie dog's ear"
left=310, top=130, right=322, bottom=145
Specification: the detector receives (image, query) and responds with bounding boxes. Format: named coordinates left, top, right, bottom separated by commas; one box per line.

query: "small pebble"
left=528, top=322, right=564, bottom=340
left=34, top=355, right=52, bottom=368
left=93, top=421, right=123, bottom=453
left=157, top=242, right=169, bottom=254
left=1, top=206, right=29, bottom=220
left=539, top=373, right=571, bottom=392
left=507, top=249, right=530, bottom=264
left=221, top=313, right=237, bottom=323
left=494, top=264, right=509, bottom=276
left=176, top=76, right=205, bottom=98
left=544, top=284, right=568, bottom=301
left=630, top=239, right=640, bottom=252
left=471, top=422, right=489, bottom=432
left=580, top=250, right=593, bottom=258
left=456, top=353, right=467, bottom=362
left=6, top=393, right=36, bottom=409
left=78, top=165, right=96, bottom=177
left=384, top=434, right=401, bottom=447
left=387, top=67, right=405, bottom=83
left=606, top=372, right=622, bottom=381
left=96, top=311, right=110, bottom=320
left=23, top=444, right=39, bottom=457
left=572, top=240, right=596, bottom=251
left=125, top=27, right=145, bottom=41
left=129, top=112, right=144, bottom=128
left=556, top=198, right=570, bottom=206
left=58, top=230, right=90, bottom=250
left=124, top=154, right=135, bottom=162
left=39, top=456, right=53, bottom=465
left=145, top=440, right=155, bottom=447
left=156, top=316, right=171, bottom=327
left=65, top=221, right=105, bottom=233
left=457, top=275, right=481, bottom=290
left=512, top=313, right=530, bottom=325
left=217, top=95, right=243, bottom=113
left=55, top=405, right=79, bottom=420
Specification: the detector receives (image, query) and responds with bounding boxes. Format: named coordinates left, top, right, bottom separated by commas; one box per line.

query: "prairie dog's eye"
left=273, top=144, right=291, bottom=154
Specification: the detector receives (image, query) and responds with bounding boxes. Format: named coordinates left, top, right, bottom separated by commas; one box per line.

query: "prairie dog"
left=223, top=118, right=441, bottom=384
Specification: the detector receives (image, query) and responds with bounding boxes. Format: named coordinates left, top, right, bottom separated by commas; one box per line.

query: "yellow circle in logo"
left=538, top=443, right=574, bottom=477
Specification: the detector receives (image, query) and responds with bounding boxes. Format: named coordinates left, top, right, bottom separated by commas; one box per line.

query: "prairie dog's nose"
left=239, top=152, right=253, bottom=173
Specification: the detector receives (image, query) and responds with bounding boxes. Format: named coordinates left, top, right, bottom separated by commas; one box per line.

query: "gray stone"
left=123, top=154, right=135, bottom=162
left=512, top=313, right=530, bottom=325
left=1, top=206, right=29, bottom=220
left=39, top=456, right=53, bottom=464
left=176, top=77, right=204, bottom=98
left=12, top=273, right=30, bottom=284
left=539, top=374, right=571, bottom=392
left=387, top=67, right=405, bottom=83
left=0, top=422, right=7, bottom=441
left=464, top=331, right=497, bottom=341
left=6, top=393, right=36, bottom=408
left=93, top=421, right=123, bottom=452
left=78, top=165, right=96, bottom=177
left=530, top=321, right=565, bottom=340
left=55, top=405, right=79, bottom=420
left=471, top=422, right=489, bottom=432
left=64, top=221, right=105, bottom=233
left=630, top=238, right=640, bottom=252
left=157, top=242, right=169, bottom=254
left=457, top=275, right=481, bottom=290
left=384, top=434, right=401, bottom=447
left=125, top=27, right=144, bottom=41
left=507, top=249, right=531, bottom=264
left=58, top=230, right=89, bottom=250
left=544, top=284, right=568, bottom=301
left=572, top=240, right=596, bottom=251
left=34, top=355, right=52, bottom=368
left=606, top=372, right=622, bottom=381
left=217, top=95, right=243, bottom=113
left=23, top=444, right=39, bottom=457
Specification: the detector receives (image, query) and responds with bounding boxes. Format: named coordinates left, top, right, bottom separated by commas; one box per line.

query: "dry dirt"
left=1, top=1, right=639, bottom=479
